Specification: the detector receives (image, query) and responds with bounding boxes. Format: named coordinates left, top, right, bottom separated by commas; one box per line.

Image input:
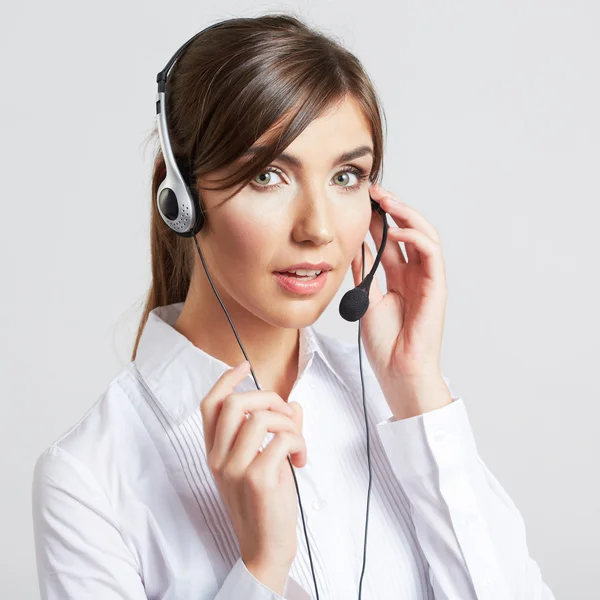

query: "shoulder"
left=31, top=365, right=147, bottom=589
left=32, top=363, right=146, bottom=498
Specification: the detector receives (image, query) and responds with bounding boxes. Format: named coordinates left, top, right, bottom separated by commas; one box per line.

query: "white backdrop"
left=1, top=1, right=598, bottom=597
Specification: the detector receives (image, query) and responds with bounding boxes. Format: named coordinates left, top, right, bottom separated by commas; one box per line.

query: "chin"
left=260, top=305, right=325, bottom=331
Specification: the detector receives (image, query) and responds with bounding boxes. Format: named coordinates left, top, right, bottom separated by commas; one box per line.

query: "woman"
left=32, top=12, right=555, bottom=600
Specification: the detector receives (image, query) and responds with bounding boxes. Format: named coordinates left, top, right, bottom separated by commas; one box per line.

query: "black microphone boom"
left=339, top=199, right=389, bottom=322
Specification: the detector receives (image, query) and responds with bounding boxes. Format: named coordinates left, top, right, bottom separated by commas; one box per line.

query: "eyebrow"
left=239, top=144, right=374, bottom=168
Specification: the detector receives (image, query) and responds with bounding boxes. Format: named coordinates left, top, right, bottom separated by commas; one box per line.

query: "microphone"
left=339, top=199, right=389, bottom=322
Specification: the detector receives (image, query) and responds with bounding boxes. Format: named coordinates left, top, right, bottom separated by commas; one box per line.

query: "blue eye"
left=250, top=165, right=370, bottom=193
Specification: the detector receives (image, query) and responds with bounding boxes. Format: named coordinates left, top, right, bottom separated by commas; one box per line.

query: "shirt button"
left=433, top=428, right=446, bottom=442
left=464, top=513, right=479, bottom=527
left=311, top=499, right=324, bottom=511
left=482, top=575, right=495, bottom=596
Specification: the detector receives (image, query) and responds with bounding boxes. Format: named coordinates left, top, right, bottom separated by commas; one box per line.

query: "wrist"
left=244, top=559, right=292, bottom=596
left=381, top=373, right=453, bottom=420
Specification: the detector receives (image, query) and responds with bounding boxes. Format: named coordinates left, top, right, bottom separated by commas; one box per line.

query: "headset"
left=155, top=25, right=389, bottom=600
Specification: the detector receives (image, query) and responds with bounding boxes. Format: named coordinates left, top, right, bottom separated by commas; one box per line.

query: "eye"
left=252, top=167, right=284, bottom=189
left=332, top=166, right=369, bottom=191
left=250, top=164, right=370, bottom=193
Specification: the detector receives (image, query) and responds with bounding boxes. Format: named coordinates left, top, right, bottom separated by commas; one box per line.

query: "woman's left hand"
left=350, top=183, right=453, bottom=420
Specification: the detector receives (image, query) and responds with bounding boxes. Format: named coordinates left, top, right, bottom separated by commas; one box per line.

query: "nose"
left=291, top=189, right=335, bottom=246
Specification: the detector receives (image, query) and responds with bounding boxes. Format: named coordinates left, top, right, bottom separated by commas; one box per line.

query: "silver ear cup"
left=156, top=168, right=198, bottom=235
left=155, top=90, right=198, bottom=236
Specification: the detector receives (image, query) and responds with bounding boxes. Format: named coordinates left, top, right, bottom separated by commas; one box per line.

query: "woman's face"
left=195, top=95, right=374, bottom=329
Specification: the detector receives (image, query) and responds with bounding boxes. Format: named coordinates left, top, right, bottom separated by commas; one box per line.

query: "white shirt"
left=32, top=301, right=555, bottom=600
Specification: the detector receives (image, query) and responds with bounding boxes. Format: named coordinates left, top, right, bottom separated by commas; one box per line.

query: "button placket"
left=311, top=498, right=323, bottom=511
left=294, top=449, right=329, bottom=524
left=290, top=371, right=330, bottom=521
left=464, top=513, right=479, bottom=527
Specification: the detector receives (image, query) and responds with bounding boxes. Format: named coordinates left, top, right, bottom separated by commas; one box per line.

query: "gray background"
left=1, top=1, right=598, bottom=598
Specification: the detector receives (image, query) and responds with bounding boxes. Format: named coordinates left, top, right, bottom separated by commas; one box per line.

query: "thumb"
left=286, top=401, right=306, bottom=467
left=287, top=401, right=303, bottom=431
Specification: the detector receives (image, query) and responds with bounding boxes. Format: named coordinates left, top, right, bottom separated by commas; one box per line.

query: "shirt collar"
left=133, top=302, right=350, bottom=425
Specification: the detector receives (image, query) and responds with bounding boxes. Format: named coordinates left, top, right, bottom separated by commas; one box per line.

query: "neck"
left=173, top=270, right=300, bottom=402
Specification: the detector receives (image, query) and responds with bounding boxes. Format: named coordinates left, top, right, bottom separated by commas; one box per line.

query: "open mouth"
left=274, top=270, right=323, bottom=280
left=273, top=270, right=329, bottom=294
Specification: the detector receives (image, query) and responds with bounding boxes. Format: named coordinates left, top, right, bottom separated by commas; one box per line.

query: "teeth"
left=285, top=269, right=322, bottom=276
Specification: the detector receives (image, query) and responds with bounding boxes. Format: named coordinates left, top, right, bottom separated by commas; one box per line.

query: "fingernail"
left=236, top=360, right=249, bottom=371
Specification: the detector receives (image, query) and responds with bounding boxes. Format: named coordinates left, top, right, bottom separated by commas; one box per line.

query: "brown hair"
left=131, top=11, right=387, bottom=360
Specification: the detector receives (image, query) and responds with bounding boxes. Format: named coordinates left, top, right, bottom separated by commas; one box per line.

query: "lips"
left=274, top=261, right=333, bottom=273
left=273, top=270, right=329, bottom=295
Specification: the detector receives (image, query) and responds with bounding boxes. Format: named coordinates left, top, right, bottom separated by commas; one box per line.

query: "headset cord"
left=192, top=234, right=373, bottom=600
left=357, top=241, right=372, bottom=599
left=192, top=234, right=319, bottom=598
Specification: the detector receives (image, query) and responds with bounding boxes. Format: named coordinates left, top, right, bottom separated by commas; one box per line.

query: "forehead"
left=253, top=95, right=373, bottom=162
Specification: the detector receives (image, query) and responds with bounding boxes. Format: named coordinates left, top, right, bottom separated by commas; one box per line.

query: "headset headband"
left=154, top=24, right=225, bottom=237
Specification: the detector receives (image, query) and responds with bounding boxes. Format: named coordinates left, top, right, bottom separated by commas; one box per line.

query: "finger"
left=287, top=401, right=303, bottom=432
left=387, top=227, right=446, bottom=283
left=369, top=202, right=408, bottom=272
left=251, top=431, right=308, bottom=484
left=370, top=184, right=441, bottom=243
left=370, top=185, right=441, bottom=266
left=218, top=409, right=299, bottom=476
left=371, top=195, right=419, bottom=265
left=211, top=391, right=295, bottom=463
left=380, top=198, right=430, bottom=266
left=201, top=361, right=251, bottom=452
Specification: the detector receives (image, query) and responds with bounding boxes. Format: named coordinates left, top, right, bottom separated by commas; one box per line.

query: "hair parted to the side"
left=131, top=11, right=387, bottom=361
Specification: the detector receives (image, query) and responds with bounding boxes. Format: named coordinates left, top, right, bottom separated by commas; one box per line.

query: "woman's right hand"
left=200, top=360, right=307, bottom=585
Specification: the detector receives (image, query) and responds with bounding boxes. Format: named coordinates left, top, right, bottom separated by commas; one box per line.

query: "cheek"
left=211, top=213, right=272, bottom=271
left=341, top=205, right=372, bottom=256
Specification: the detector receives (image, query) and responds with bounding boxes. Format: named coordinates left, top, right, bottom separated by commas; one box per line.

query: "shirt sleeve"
left=31, top=445, right=301, bottom=600
left=219, top=558, right=310, bottom=600
left=374, top=384, right=556, bottom=600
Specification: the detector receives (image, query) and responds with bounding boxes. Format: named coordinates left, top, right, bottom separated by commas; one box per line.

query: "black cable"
left=157, top=23, right=378, bottom=597
left=357, top=241, right=372, bottom=598
left=192, top=233, right=373, bottom=599
left=192, top=234, right=319, bottom=598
